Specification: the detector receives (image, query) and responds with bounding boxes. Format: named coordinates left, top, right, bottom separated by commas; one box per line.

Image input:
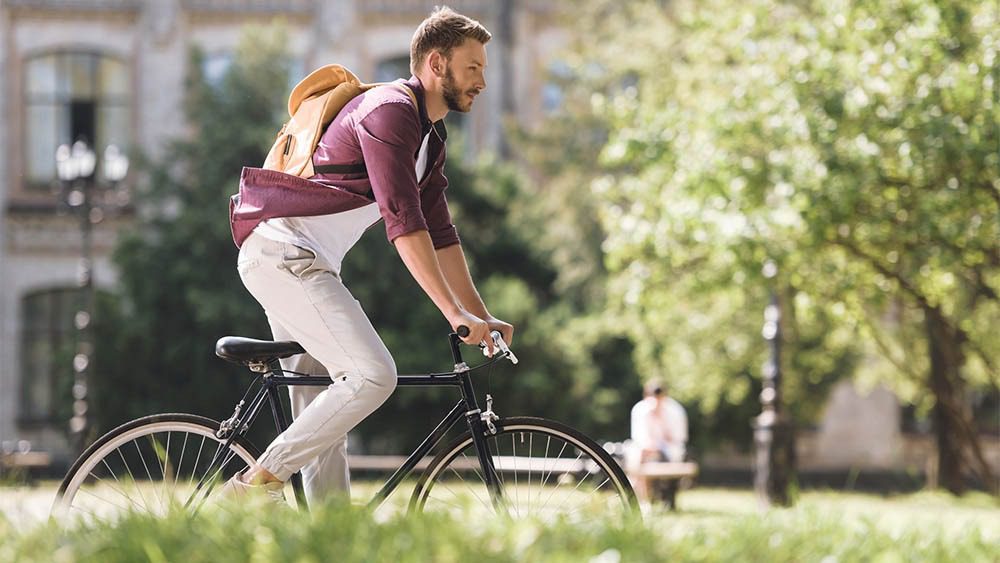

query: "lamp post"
left=753, top=259, right=793, bottom=507
left=55, top=140, right=129, bottom=449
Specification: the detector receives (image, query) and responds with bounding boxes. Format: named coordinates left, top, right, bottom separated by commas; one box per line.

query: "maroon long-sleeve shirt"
left=230, top=75, right=459, bottom=249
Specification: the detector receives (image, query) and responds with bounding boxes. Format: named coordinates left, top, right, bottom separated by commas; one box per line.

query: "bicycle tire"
left=410, top=416, right=639, bottom=519
left=52, top=413, right=261, bottom=518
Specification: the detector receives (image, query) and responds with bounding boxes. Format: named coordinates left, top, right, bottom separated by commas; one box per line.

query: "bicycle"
left=52, top=328, right=638, bottom=520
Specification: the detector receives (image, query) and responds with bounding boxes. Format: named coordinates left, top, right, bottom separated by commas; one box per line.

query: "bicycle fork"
left=464, top=408, right=506, bottom=511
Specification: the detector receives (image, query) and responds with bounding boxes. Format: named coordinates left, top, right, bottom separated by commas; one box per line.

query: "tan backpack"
left=262, top=64, right=417, bottom=178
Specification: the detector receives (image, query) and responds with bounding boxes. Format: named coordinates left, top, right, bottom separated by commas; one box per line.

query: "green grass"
left=1, top=485, right=997, bottom=562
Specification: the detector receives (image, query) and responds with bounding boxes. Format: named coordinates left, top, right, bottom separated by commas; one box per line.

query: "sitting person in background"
left=626, top=378, right=688, bottom=502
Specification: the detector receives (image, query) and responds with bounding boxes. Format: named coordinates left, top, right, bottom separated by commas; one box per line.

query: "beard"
left=442, top=66, right=474, bottom=113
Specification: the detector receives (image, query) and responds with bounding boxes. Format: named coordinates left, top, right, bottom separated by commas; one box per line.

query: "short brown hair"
left=410, top=6, right=491, bottom=75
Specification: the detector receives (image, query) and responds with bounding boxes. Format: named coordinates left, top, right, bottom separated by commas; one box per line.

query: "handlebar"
left=454, top=325, right=518, bottom=365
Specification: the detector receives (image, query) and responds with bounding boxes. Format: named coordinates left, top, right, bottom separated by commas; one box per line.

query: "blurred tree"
left=575, top=0, right=998, bottom=493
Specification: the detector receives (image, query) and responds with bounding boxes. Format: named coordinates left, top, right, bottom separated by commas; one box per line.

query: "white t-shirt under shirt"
left=253, top=130, right=433, bottom=274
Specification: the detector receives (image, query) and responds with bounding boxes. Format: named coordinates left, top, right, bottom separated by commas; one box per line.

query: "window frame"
left=17, top=287, right=84, bottom=427
left=21, top=49, right=132, bottom=191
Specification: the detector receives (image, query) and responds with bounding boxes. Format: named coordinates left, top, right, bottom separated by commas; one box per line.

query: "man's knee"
left=368, top=352, right=397, bottom=401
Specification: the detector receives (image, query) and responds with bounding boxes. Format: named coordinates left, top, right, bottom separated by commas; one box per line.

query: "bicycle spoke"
left=146, top=434, right=168, bottom=506
left=538, top=449, right=587, bottom=514
left=134, top=438, right=163, bottom=509
left=78, top=485, right=130, bottom=513
left=100, top=457, right=125, bottom=487
left=163, top=431, right=173, bottom=504
left=177, top=432, right=190, bottom=482
left=587, top=476, right=612, bottom=496
left=442, top=465, right=490, bottom=511
left=528, top=432, right=534, bottom=509
left=191, top=446, right=245, bottom=511
left=428, top=486, right=470, bottom=511
left=192, top=435, right=207, bottom=483
left=537, top=440, right=569, bottom=493
left=459, top=450, right=490, bottom=487
left=536, top=435, right=551, bottom=509
left=191, top=440, right=225, bottom=497
left=511, top=433, right=519, bottom=518
left=87, top=469, right=142, bottom=511
left=68, top=500, right=104, bottom=520
left=558, top=473, right=610, bottom=513
left=117, top=447, right=151, bottom=512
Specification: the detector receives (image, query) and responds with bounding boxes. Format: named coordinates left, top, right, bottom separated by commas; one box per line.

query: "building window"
left=19, top=288, right=81, bottom=425
left=201, top=51, right=234, bottom=88
left=373, top=55, right=411, bottom=83
left=24, top=51, right=131, bottom=188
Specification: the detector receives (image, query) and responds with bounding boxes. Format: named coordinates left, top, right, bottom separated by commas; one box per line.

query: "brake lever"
left=481, top=331, right=518, bottom=364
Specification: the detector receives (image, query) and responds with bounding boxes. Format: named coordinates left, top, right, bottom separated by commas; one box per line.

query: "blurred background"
left=0, top=0, right=996, bottom=499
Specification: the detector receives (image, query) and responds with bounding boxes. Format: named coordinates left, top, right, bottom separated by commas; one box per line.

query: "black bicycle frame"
left=191, top=332, right=504, bottom=511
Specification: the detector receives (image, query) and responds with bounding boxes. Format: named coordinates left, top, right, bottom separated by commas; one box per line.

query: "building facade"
left=0, top=0, right=568, bottom=465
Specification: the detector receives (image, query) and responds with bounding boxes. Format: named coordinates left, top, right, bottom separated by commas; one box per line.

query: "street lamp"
left=753, top=259, right=793, bottom=508
left=55, top=140, right=129, bottom=447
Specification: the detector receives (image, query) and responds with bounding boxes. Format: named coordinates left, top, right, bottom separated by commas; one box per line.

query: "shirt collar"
left=405, top=75, right=432, bottom=129
left=405, top=75, right=447, bottom=141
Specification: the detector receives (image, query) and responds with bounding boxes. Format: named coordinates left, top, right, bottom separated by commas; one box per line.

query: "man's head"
left=644, top=379, right=668, bottom=402
left=411, top=6, right=491, bottom=116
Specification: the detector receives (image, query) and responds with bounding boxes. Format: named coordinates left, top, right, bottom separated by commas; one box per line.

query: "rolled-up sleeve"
left=422, top=146, right=460, bottom=249
left=357, top=101, right=427, bottom=243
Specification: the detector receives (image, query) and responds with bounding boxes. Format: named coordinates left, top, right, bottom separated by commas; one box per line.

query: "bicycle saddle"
left=215, top=336, right=305, bottom=365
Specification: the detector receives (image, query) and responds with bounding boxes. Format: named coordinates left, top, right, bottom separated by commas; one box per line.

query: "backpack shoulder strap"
left=312, top=82, right=420, bottom=178
left=366, top=81, right=419, bottom=118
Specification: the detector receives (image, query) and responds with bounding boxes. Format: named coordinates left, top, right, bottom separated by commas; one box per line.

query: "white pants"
left=237, top=232, right=397, bottom=503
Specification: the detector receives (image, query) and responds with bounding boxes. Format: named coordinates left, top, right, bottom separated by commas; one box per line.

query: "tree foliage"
left=570, top=0, right=998, bottom=490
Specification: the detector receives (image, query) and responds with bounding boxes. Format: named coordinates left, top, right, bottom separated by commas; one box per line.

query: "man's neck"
left=415, top=71, right=449, bottom=122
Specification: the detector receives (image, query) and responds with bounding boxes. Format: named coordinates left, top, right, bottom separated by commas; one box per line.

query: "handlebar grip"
left=456, top=325, right=470, bottom=338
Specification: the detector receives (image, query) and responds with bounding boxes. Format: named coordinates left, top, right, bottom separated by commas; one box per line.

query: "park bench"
left=602, top=441, right=699, bottom=509
left=0, top=451, right=51, bottom=483
left=633, top=460, right=699, bottom=509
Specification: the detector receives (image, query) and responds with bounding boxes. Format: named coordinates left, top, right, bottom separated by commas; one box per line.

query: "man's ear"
left=428, top=50, right=447, bottom=78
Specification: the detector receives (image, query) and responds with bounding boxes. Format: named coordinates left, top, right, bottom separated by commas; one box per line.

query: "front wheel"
left=410, top=417, right=639, bottom=520
left=52, top=413, right=260, bottom=519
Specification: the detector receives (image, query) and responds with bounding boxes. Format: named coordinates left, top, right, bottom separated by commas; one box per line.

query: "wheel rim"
left=55, top=421, right=256, bottom=519
left=415, top=423, right=635, bottom=520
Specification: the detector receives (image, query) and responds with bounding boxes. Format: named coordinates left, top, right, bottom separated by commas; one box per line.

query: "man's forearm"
left=436, top=243, right=489, bottom=318
left=394, top=230, right=463, bottom=318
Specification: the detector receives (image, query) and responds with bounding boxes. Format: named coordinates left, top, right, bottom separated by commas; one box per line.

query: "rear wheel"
left=52, top=413, right=260, bottom=519
left=410, top=417, right=639, bottom=520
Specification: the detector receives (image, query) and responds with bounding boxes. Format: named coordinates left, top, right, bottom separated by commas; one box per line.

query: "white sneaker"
left=218, top=471, right=286, bottom=504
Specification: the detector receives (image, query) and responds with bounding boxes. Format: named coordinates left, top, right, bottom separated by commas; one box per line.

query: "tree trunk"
left=924, top=307, right=997, bottom=494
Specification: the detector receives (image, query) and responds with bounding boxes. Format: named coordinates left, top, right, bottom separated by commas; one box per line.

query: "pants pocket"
left=280, top=243, right=320, bottom=279
left=236, top=241, right=261, bottom=276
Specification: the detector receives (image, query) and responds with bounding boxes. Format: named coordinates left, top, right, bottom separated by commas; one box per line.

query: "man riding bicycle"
left=224, top=6, right=513, bottom=503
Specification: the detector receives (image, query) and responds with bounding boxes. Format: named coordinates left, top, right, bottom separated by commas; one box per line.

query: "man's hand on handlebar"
left=483, top=316, right=514, bottom=347
left=449, top=310, right=493, bottom=354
